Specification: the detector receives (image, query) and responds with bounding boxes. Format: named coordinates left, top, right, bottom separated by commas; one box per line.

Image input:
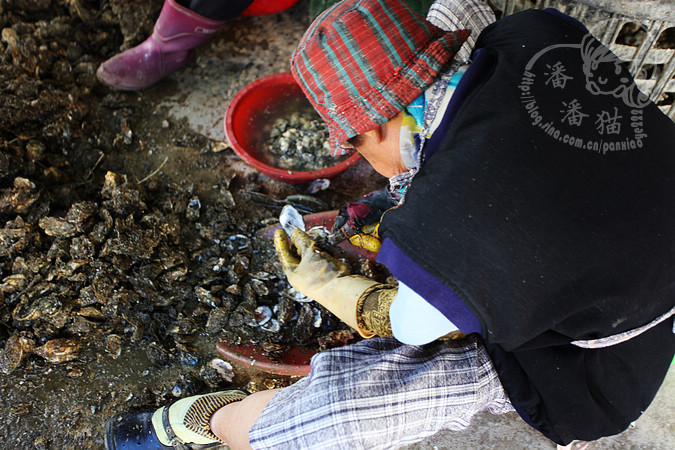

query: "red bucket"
left=242, top=0, right=300, bottom=16
left=224, top=72, right=361, bottom=184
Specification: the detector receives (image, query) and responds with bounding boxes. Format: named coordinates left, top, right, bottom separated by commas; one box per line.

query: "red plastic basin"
left=216, top=341, right=314, bottom=376
left=224, top=72, right=361, bottom=184
left=242, top=0, right=300, bottom=16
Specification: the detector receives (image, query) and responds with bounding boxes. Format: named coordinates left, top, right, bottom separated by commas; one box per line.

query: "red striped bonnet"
left=290, top=0, right=469, bottom=156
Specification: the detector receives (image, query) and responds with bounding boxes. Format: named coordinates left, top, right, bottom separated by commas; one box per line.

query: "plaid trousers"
left=249, top=336, right=514, bottom=449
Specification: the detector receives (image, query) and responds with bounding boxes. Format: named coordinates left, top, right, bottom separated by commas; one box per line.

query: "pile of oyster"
left=0, top=169, right=379, bottom=376
left=264, top=111, right=334, bottom=171
left=0, top=171, right=202, bottom=374
left=0, top=0, right=386, bottom=444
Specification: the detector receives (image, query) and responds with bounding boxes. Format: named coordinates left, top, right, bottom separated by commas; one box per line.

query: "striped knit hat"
left=291, top=0, right=469, bottom=156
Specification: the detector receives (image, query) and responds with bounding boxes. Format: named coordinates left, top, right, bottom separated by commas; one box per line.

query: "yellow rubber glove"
left=274, top=228, right=380, bottom=337
left=347, top=223, right=381, bottom=253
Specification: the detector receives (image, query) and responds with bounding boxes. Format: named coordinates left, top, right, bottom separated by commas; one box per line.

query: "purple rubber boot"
left=96, top=0, right=224, bottom=90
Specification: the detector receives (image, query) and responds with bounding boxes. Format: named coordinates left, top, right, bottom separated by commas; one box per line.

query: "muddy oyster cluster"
left=264, top=112, right=334, bottom=171
left=0, top=1, right=384, bottom=444
left=203, top=230, right=372, bottom=357
left=0, top=0, right=161, bottom=190
left=215, top=267, right=359, bottom=358
left=0, top=169, right=377, bottom=377
left=0, top=171, right=201, bottom=374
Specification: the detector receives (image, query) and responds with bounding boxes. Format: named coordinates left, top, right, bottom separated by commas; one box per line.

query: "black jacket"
left=380, top=10, right=674, bottom=445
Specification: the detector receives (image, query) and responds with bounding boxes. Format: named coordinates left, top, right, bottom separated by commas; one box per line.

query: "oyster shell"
left=274, top=295, right=296, bottom=324
left=105, top=334, right=123, bottom=358
left=249, top=278, right=269, bottom=297
left=76, top=306, right=105, bottom=320
left=0, top=334, right=35, bottom=375
left=0, top=216, right=32, bottom=257
left=101, top=172, right=147, bottom=216
left=0, top=177, right=39, bottom=214
left=308, top=178, right=330, bottom=194
left=260, top=318, right=281, bottom=333
left=246, top=306, right=272, bottom=327
left=1, top=274, right=28, bottom=294
left=209, top=358, right=234, bottom=382
left=38, top=201, right=97, bottom=237
left=317, top=329, right=355, bottom=351
left=279, top=204, right=305, bottom=235
left=34, top=338, right=80, bottom=363
left=146, top=342, right=170, bottom=366
left=285, top=287, right=311, bottom=303
left=12, top=295, right=63, bottom=322
left=205, top=307, right=230, bottom=334
left=194, top=286, right=218, bottom=308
